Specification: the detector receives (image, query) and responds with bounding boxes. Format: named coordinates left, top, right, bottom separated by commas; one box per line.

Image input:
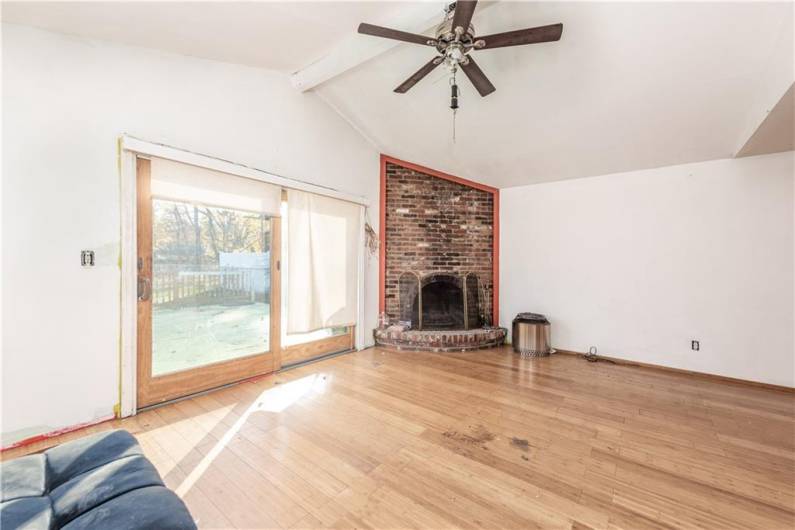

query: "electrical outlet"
left=691, top=340, right=700, bottom=351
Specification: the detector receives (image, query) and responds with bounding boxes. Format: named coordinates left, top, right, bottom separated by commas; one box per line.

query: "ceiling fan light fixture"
left=449, top=46, right=464, bottom=62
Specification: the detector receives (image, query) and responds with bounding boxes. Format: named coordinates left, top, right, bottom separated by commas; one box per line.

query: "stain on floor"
left=510, top=437, right=530, bottom=451
left=443, top=425, right=495, bottom=447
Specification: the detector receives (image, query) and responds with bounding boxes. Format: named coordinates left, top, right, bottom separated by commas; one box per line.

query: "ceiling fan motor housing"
left=436, top=2, right=480, bottom=71
left=436, top=6, right=475, bottom=51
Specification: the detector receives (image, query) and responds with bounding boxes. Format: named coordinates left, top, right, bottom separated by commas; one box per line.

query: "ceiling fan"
left=358, top=0, right=562, bottom=108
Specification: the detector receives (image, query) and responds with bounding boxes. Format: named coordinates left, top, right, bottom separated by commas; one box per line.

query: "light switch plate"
left=81, top=250, right=95, bottom=267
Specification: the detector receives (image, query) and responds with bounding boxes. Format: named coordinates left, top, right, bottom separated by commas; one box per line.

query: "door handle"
left=137, top=276, right=151, bottom=301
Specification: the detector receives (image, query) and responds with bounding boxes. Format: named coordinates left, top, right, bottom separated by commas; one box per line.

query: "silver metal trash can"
left=512, top=313, right=551, bottom=357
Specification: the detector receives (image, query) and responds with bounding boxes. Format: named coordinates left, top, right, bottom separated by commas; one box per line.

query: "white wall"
left=1, top=24, right=380, bottom=445
left=500, top=152, right=794, bottom=387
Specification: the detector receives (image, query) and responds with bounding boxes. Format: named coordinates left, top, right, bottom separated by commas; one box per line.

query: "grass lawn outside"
left=153, top=302, right=270, bottom=375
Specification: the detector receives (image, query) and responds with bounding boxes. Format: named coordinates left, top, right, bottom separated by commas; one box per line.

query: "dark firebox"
left=399, top=272, right=482, bottom=330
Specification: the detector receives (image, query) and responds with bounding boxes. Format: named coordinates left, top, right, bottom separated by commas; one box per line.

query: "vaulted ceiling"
left=3, top=1, right=793, bottom=188
left=316, top=1, right=794, bottom=187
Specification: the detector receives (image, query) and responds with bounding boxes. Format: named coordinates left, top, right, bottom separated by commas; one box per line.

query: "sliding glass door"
left=136, top=157, right=281, bottom=408
left=135, top=153, right=362, bottom=405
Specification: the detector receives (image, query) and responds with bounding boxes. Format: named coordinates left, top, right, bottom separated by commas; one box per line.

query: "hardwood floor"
left=4, top=347, right=795, bottom=529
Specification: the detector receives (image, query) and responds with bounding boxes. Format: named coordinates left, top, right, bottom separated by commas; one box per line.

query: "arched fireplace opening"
left=399, top=272, right=483, bottom=331
left=413, top=275, right=465, bottom=330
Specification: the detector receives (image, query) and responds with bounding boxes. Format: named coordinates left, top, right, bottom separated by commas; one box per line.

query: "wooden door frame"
left=118, top=137, right=368, bottom=416
left=134, top=156, right=281, bottom=409
left=281, top=326, right=355, bottom=367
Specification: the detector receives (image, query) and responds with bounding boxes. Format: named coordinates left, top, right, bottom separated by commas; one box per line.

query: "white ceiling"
left=3, top=1, right=793, bottom=188
left=317, top=1, right=794, bottom=187
left=1, top=1, right=417, bottom=73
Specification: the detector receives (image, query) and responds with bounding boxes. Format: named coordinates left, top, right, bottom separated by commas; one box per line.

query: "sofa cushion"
left=0, top=497, right=53, bottom=530
left=61, top=486, right=195, bottom=530
left=50, top=455, right=163, bottom=527
left=44, top=431, right=143, bottom=490
left=0, top=430, right=196, bottom=530
left=1, top=455, right=47, bottom=502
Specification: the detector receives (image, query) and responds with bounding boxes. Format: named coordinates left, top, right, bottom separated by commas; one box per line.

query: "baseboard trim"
left=555, top=349, right=794, bottom=393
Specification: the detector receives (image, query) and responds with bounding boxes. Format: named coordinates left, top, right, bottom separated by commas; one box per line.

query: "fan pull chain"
left=453, top=109, right=456, bottom=143
left=450, top=72, right=459, bottom=143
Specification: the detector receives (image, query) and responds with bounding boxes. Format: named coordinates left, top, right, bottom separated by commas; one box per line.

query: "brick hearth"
left=374, top=326, right=507, bottom=352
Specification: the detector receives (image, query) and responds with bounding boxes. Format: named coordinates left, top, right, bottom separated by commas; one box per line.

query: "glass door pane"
left=151, top=198, right=272, bottom=376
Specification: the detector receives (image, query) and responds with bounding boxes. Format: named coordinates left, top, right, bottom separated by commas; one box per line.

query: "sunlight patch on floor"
left=174, top=373, right=326, bottom=497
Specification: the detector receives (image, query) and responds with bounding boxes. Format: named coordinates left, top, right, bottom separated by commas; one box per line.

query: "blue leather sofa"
left=0, top=430, right=196, bottom=529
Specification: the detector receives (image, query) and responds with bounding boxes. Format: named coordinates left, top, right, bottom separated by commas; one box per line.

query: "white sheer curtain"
left=286, top=189, right=361, bottom=334
left=150, top=157, right=282, bottom=215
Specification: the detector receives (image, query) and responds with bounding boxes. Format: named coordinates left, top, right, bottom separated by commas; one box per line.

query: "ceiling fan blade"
left=394, top=57, right=443, bottom=93
left=460, top=56, right=496, bottom=97
left=358, top=23, right=435, bottom=46
left=452, top=0, right=478, bottom=35
left=476, top=23, right=563, bottom=49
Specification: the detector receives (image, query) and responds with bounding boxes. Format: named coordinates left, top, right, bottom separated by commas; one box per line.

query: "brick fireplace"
left=375, top=156, right=505, bottom=351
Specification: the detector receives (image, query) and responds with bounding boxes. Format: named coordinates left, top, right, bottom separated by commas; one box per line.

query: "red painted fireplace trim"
left=378, top=154, right=500, bottom=326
